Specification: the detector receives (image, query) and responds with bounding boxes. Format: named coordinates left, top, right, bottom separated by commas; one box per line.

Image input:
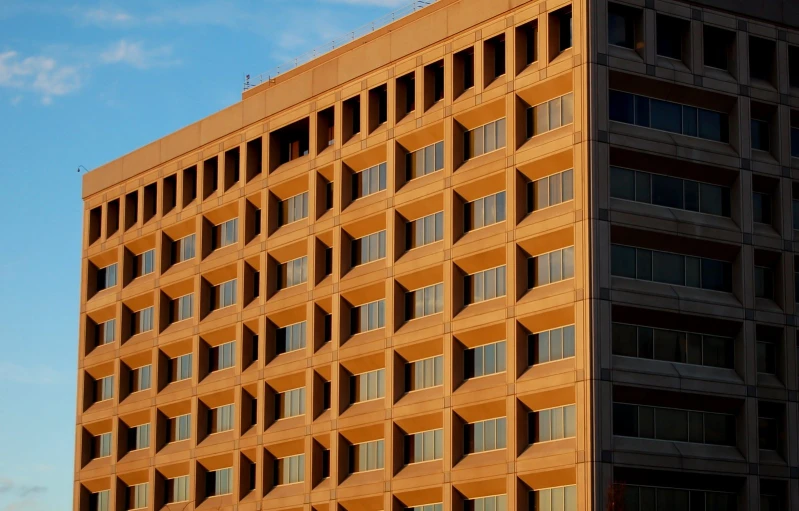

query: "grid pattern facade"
left=75, top=0, right=799, bottom=510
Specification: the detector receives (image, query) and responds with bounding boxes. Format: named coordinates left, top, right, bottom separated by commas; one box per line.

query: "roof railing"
left=243, top=0, right=438, bottom=91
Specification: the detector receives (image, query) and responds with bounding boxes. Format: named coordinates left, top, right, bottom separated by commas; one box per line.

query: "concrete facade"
left=74, top=0, right=799, bottom=509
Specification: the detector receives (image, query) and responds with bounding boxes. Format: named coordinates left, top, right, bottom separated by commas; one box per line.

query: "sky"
left=0, top=0, right=410, bottom=509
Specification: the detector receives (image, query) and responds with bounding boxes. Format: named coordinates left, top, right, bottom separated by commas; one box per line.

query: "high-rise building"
left=74, top=0, right=799, bottom=509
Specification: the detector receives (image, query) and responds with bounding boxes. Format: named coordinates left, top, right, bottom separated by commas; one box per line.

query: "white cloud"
left=100, top=40, right=178, bottom=69
left=0, top=51, right=81, bottom=104
left=81, top=7, right=134, bottom=26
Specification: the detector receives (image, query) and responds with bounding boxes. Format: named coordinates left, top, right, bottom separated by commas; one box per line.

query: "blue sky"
left=0, top=0, right=406, bottom=509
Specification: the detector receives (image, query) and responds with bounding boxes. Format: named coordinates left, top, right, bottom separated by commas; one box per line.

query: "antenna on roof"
left=77, top=165, right=89, bottom=173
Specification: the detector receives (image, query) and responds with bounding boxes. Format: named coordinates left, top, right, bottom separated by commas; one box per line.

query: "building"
left=74, top=0, right=799, bottom=509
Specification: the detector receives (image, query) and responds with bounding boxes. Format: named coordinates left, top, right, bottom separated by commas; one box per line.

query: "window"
left=166, top=476, right=189, bottom=503
left=131, top=307, right=154, bottom=335
left=612, top=323, right=734, bottom=369
left=791, top=46, right=799, bottom=88
left=352, top=163, right=387, bottom=199
left=210, top=341, right=235, bottom=371
left=554, top=5, right=572, bottom=52
left=465, top=266, right=506, bottom=304
left=610, top=166, right=731, bottom=217
left=169, top=414, right=191, bottom=442
left=135, top=249, right=155, bottom=278
left=93, top=432, right=112, bottom=458
left=323, top=380, right=331, bottom=410
left=171, top=294, right=193, bottom=323
left=127, top=483, right=147, bottom=510
left=486, top=35, right=506, bottom=79
left=349, top=439, right=384, bottom=473
left=614, top=402, right=737, bottom=446
left=656, top=14, right=686, bottom=60
left=278, top=256, right=307, bottom=289
left=759, top=416, right=779, bottom=450
left=170, top=354, right=192, bottom=382
left=321, top=449, right=331, bottom=478
left=465, top=417, right=506, bottom=453
left=91, top=490, right=110, bottom=511
left=405, top=284, right=444, bottom=320
left=529, top=325, right=575, bottom=365
left=208, top=404, right=234, bottom=433
left=611, top=244, right=733, bottom=292
left=276, top=387, right=305, bottom=419
left=275, top=454, right=305, bottom=485
left=404, top=429, right=443, bottom=464
left=464, top=341, right=506, bottom=379
left=97, top=263, right=117, bottom=291
left=408, top=505, right=443, bottom=511
left=351, top=300, right=385, bottom=334
left=407, top=212, right=444, bottom=249
left=528, top=93, right=574, bottom=137
left=207, top=468, right=233, bottom=497
left=464, top=118, right=506, bottom=160
left=97, top=319, right=115, bottom=345
left=128, top=423, right=150, bottom=451
left=455, top=47, right=475, bottom=92
left=610, top=90, right=729, bottom=143
left=212, top=218, right=238, bottom=249
left=213, top=280, right=237, bottom=309
left=752, top=118, right=770, bottom=152
left=130, top=365, right=151, bottom=392
left=174, top=234, right=195, bottom=263
left=352, top=231, right=386, bottom=266
left=757, top=338, right=777, bottom=374
left=704, top=25, right=734, bottom=71
left=750, top=36, right=775, bottom=83
left=351, top=368, right=385, bottom=403
left=254, top=208, right=262, bottom=236
left=622, top=486, right=735, bottom=511
left=528, top=169, right=574, bottom=212
left=753, top=191, right=772, bottom=224
left=531, top=405, right=576, bottom=443
left=464, top=191, right=506, bottom=231
left=405, top=355, right=444, bottom=391
left=276, top=321, right=306, bottom=354
left=530, top=247, right=575, bottom=288
left=96, top=375, right=114, bottom=402
left=531, top=486, right=576, bottom=511
left=608, top=3, right=637, bottom=49
left=466, top=495, right=507, bottom=511
left=278, top=192, right=309, bottom=226
left=407, top=142, right=444, bottom=180
left=755, top=266, right=774, bottom=300
left=761, top=495, right=781, bottom=511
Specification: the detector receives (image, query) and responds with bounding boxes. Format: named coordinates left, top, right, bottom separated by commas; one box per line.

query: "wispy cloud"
left=0, top=51, right=82, bottom=104
left=80, top=7, right=134, bottom=26
left=0, top=478, right=47, bottom=498
left=0, top=361, right=63, bottom=385
left=100, top=40, right=178, bottom=69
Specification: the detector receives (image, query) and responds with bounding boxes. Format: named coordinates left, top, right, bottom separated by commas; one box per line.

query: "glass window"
left=465, top=192, right=506, bottom=231
left=352, top=369, right=385, bottom=402
left=466, top=417, right=506, bottom=453
left=465, top=341, right=506, bottom=379
left=530, top=93, right=575, bottom=137
left=213, top=280, right=237, bottom=309
left=170, top=414, right=191, bottom=442
left=276, top=387, right=306, bottom=419
left=350, top=440, right=384, bottom=472
left=466, top=266, right=506, bottom=304
left=753, top=192, right=772, bottom=224
left=209, top=404, right=234, bottom=433
left=278, top=256, right=308, bottom=289
left=175, top=234, right=195, bottom=263
left=533, top=405, right=577, bottom=442
left=213, top=218, right=239, bottom=249
left=530, top=325, right=576, bottom=365
left=528, top=169, right=574, bottom=212
left=275, top=454, right=305, bottom=485
left=407, top=212, right=444, bottom=249
left=752, top=119, right=770, bottom=151
left=465, top=118, right=506, bottom=159
left=405, top=428, right=444, bottom=464
left=171, top=353, right=192, bottom=381
left=650, top=99, right=682, bottom=133
left=279, top=192, right=309, bottom=226
left=353, top=163, right=387, bottom=199
left=407, top=355, right=444, bottom=391
left=167, top=476, right=190, bottom=503
left=352, top=231, right=386, bottom=266
left=531, top=248, right=574, bottom=288
left=210, top=341, right=235, bottom=371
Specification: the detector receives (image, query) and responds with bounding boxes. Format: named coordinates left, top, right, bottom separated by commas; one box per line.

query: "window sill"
left=271, top=154, right=311, bottom=175
left=655, top=55, right=690, bottom=74
left=456, top=147, right=506, bottom=175
left=749, top=78, right=777, bottom=93
left=608, top=120, right=737, bottom=158
left=340, top=398, right=385, bottom=418
left=518, top=200, right=574, bottom=231
left=265, top=482, right=305, bottom=500
left=518, top=357, right=575, bottom=382
left=342, top=259, right=387, bottom=282
left=612, top=436, right=744, bottom=462
left=155, top=440, right=190, bottom=457
left=751, top=148, right=779, bottom=166
left=608, top=44, right=643, bottom=64
left=343, top=189, right=388, bottom=219
left=268, top=283, right=308, bottom=303
left=341, top=328, right=386, bottom=350
left=548, top=47, right=573, bottom=67
left=197, top=430, right=234, bottom=449
left=610, top=276, right=741, bottom=309
left=455, top=222, right=505, bottom=248
left=395, top=240, right=444, bottom=267
left=196, top=495, right=234, bottom=511
left=518, top=123, right=573, bottom=152
left=394, top=460, right=443, bottom=480
left=609, top=197, right=739, bottom=233
left=756, top=372, right=784, bottom=390
left=453, top=449, right=506, bottom=471
left=703, top=66, right=737, bottom=85
left=611, top=355, right=743, bottom=386
left=271, top=217, right=310, bottom=240
left=395, top=386, right=443, bottom=408
left=454, top=297, right=506, bottom=322
left=519, top=437, right=576, bottom=459
left=518, top=279, right=574, bottom=305
left=397, top=168, right=444, bottom=197
left=395, top=314, right=442, bottom=337
left=454, top=372, right=505, bottom=395
left=267, top=415, right=304, bottom=433
left=339, top=468, right=385, bottom=488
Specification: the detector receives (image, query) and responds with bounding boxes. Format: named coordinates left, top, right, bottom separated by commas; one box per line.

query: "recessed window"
left=127, top=483, right=148, bottom=510
left=464, top=118, right=506, bottom=160
left=95, top=375, right=114, bottom=402
left=613, top=402, right=736, bottom=446
left=169, top=354, right=192, bottom=382
left=758, top=416, right=779, bottom=450
left=404, top=429, right=443, bottom=464
left=166, top=476, right=190, bottom=503
left=464, top=191, right=506, bottom=231
left=465, top=417, right=506, bottom=453
left=454, top=47, right=475, bottom=95
left=751, top=117, right=770, bottom=152
left=134, top=249, right=155, bottom=277
left=278, top=192, right=309, bottom=226
left=610, top=166, right=731, bottom=217
left=750, top=36, right=776, bottom=84
left=128, top=423, right=150, bottom=451
left=343, top=95, right=361, bottom=140
left=209, top=341, right=235, bottom=371
left=171, top=294, right=193, bottom=323
left=516, top=20, right=538, bottom=70
left=131, top=306, right=154, bottom=335
left=622, top=486, right=733, bottom=510
left=704, top=25, right=735, bottom=71
left=212, top=280, right=237, bottom=310
left=528, top=93, right=574, bottom=137
left=656, top=14, right=688, bottom=60
left=608, top=3, right=639, bottom=49
left=169, top=414, right=191, bottom=442
left=276, top=387, right=305, bottom=419
left=531, top=486, right=577, bottom=511
left=274, top=454, right=305, bottom=485
left=790, top=46, right=799, bottom=88
left=464, top=340, right=506, bottom=379
left=90, top=490, right=110, bottom=511
left=531, top=404, right=576, bottom=443
left=97, top=263, right=118, bottom=291
left=465, top=266, right=506, bottom=305
left=352, top=163, right=387, bottom=199
left=529, top=325, right=575, bottom=365
left=276, top=321, right=306, bottom=354
left=93, top=432, right=112, bottom=458
left=405, top=355, right=443, bottom=392
left=278, top=256, right=307, bottom=289
left=550, top=5, right=573, bottom=55
left=529, top=247, right=575, bottom=288
left=755, top=265, right=774, bottom=300
left=485, top=34, right=506, bottom=83
left=424, top=60, right=445, bottom=108
left=405, top=283, right=444, bottom=321
left=609, top=90, right=729, bottom=143
left=352, top=231, right=386, bottom=266
left=407, top=142, right=444, bottom=180
left=273, top=119, right=310, bottom=166
left=206, top=468, right=233, bottom=496
left=612, top=322, right=734, bottom=369
left=212, top=218, right=238, bottom=249
left=351, top=368, right=385, bottom=403
left=369, top=84, right=388, bottom=129
left=396, top=72, right=416, bottom=120
left=753, top=191, right=772, bottom=225
left=130, top=365, right=151, bottom=392
left=611, top=244, right=733, bottom=292
left=528, top=169, right=574, bottom=212
left=173, top=234, right=195, bottom=264
left=349, top=439, right=384, bottom=473
left=351, top=300, right=385, bottom=334
left=96, top=319, right=116, bottom=346
left=756, top=338, right=777, bottom=374
left=208, top=404, right=234, bottom=433
left=407, top=212, right=444, bottom=249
